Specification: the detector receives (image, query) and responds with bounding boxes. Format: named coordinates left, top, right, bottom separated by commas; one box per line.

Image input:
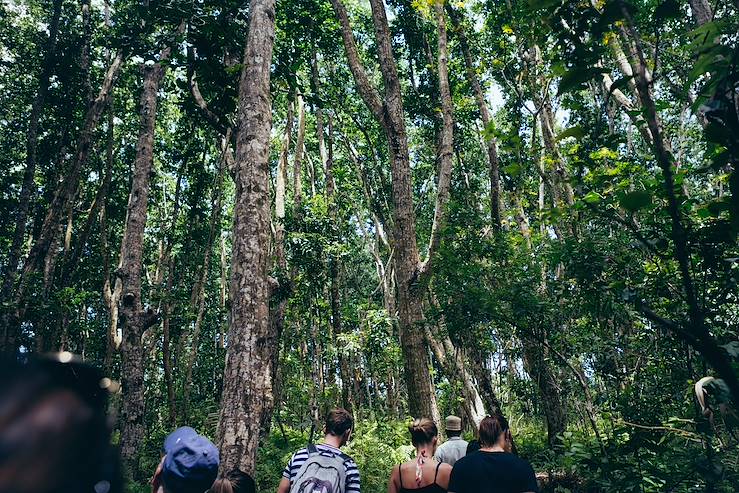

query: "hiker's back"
left=284, top=444, right=359, bottom=493
left=277, top=408, right=360, bottom=493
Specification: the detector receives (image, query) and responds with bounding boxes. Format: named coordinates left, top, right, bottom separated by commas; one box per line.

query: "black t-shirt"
left=448, top=451, right=538, bottom=493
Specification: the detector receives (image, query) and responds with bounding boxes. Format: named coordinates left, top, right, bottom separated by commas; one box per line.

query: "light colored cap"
left=445, top=415, right=462, bottom=431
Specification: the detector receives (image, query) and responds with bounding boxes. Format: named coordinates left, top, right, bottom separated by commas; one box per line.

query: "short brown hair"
left=325, top=408, right=354, bottom=436
left=478, top=414, right=509, bottom=447
left=408, top=418, right=438, bottom=446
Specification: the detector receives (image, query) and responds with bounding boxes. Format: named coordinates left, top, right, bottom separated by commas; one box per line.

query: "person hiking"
left=151, top=426, right=219, bottom=493
left=434, top=416, right=468, bottom=466
left=387, top=418, right=451, bottom=493
left=448, top=415, right=538, bottom=493
left=277, top=408, right=361, bottom=493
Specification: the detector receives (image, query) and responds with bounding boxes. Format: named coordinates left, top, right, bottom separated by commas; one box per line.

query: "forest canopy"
left=1, top=0, right=738, bottom=491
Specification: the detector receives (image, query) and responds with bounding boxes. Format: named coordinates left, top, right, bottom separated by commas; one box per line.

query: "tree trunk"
left=468, top=345, right=502, bottom=417
left=0, top=0, right=63, bottom=307
left=446, top=5, right=502, bottom=229
left=688, top=0, right=713, bottom=25
left=1, top=51, right=124, bottom=355
left=326, top=114, right=353, bottom=412
left=293, top=95, right=306, bottom=215
left=216, top=0, right=277, bottom=475
left=426, top=320, right=486, bottom=426
left=331, top=0, right=461, bottom=423
left=117, top=52, right=169, bottom=479
left=161, top=171, right=184, bottom=428
left=269, top=98, right=292, bottom=417
left=619, top=5, right=739, bottom=404
left=522, top=338, right=567, bottom=448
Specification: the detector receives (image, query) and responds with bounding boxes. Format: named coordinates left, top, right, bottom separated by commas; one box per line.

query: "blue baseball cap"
left=161, top=427, right=219, bottom=493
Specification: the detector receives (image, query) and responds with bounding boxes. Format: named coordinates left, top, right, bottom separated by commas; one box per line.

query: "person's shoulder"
left=289, top=447, right=311, bottom=462
left=293, top=446, right=310, bottom=456
left=340, top=451, right=359, bottom=469
left=451, top=453, right=475, bottom=469
left=505, top=453, right=536, bottom=472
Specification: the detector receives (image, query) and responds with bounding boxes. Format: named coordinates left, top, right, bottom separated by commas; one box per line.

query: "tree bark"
left=294, top=95, right=306, bottom=215
left=161, top=170, right=184, bottom=428
left=332, top=0, right=451, bottom=424
left=216, top=0, right=277, bottom=475
left=619, top=4, right=739, bottom=404
left=0, top=0, right=63, bottom=306
left=117, top=50, right=170, bottom=478
left=688, top=0, right=713, bottom=25
left=326, top=114, right=353, bottom=412
left=1, top=50, right=124, bottom=355
left=446, top=5, right=502, bottom=230
left=522, top=338, right=567, bottom=448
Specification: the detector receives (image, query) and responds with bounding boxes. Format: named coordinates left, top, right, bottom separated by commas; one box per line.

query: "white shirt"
left=435, top=436, right=468, bottom=466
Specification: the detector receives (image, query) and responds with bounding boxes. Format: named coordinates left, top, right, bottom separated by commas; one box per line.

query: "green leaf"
left=583, top=191, right=602, bottom=204
left=482, top=121, right=497, bottom=141
left=619, top=190, right=652, bottom=211
left=503, top=163, right=522, bottom=176
left=556, top=125, right=585, bottom=141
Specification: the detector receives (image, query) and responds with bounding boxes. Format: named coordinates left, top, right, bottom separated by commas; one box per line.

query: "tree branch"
left=329, top=0, right=385, bottom=125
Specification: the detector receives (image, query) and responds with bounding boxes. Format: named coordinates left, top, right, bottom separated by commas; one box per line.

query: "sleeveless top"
left=398, top=461, right=446, bottom=493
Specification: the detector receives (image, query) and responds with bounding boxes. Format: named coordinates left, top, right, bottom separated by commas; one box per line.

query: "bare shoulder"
left=437, top=461, right=453, bottom=486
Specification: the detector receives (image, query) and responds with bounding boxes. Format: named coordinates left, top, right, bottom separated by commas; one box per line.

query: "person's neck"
left=479, top=440, right=507, bottom=453
left=416, top=445, right=434, bottom=459
left=323, top=434, right=343, bottom=449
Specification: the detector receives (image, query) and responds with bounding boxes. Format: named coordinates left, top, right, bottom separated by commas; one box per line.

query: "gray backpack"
left=289, top=444, right=350, bottom=493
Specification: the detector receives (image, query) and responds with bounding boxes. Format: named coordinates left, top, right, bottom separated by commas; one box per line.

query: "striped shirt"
left=282, top=443, right=361, bottom=493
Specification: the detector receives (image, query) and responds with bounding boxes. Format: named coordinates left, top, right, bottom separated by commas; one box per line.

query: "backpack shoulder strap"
left=398, top=464, right=404, bottom=488
left=307, top=444, right=318, bottom=455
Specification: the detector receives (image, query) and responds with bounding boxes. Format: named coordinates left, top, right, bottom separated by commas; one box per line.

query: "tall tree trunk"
left=332, top=0, right=457, bottom=424
left=216, top=0, right=277, bottom=475
left=269, top=99, right=292, bottom=416
left=688, top=0, right=713, bottom=25
left=522, top=337, right=567, bottom=448
left=326, top=114, right=353, bottom=412
left=117, top=51, right=170, bottom=479
left=0, top=0, right=63, bottom=307
left=1, top=50, right=124, bottom=355
left=619, top=4, right=739, bottom=404
left=294, top=95, right=306, bottom=215
left=468, top=345, right=502, bottom=417
left=426, top=315, right=486, bottom=426
left=161, top=171, right=184, bottom=428
left=311, top=53, right=352, bottom=412
left=446, top=5, right=502, bottom=229
left=101, top=96, right=119, bottom=374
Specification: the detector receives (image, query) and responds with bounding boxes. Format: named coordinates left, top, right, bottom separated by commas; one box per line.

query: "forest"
left=1, top=0, right=738, bottom=490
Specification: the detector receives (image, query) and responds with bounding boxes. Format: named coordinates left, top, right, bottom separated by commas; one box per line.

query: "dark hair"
left=325, top=408, right=354, bottom=436
left=447, top=429, right=462, bottom=438
left=0, top=355, right=121, bottom=493
left=209, top=469, right=255, bottom=493
left=408, top=418, right=438, bottom=446
left=478, top=414, right=509, bottom=447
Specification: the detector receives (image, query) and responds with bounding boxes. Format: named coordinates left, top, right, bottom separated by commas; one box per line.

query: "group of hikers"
left=0, top=353, right=538, bottom=493
left=278, top=410, right=538, bottom=493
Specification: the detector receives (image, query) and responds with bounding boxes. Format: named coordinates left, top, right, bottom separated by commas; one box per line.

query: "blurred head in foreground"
left=0, top=353, right=120, bottom=493
left=152, top=426, right=219, bottom=493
